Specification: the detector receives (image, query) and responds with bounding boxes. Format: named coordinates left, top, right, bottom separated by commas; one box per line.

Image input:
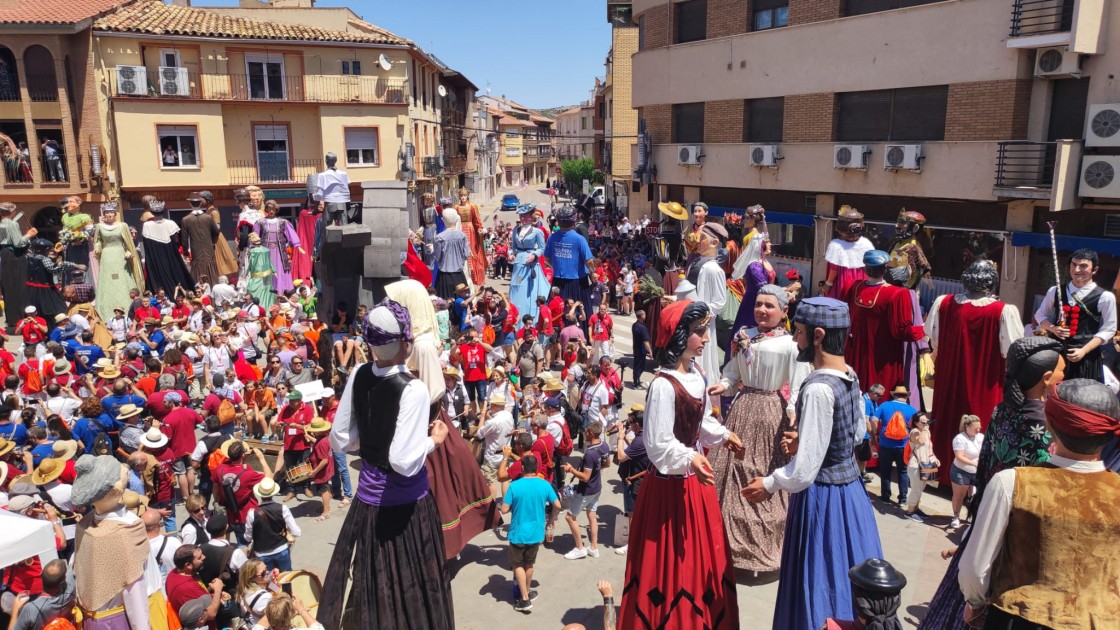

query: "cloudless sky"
left=201, top=0, right=612, bottom=109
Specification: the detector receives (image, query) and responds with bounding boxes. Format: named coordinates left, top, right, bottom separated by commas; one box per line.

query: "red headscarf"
left=656, top=299, right=694, bottom=351
left=1045, top=388, right=1120, bottom=437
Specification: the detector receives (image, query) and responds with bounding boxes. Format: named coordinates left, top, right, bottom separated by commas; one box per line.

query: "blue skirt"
left=773, top=479, right=883, bottom=630
left=509, top=259, right=549, bottom=327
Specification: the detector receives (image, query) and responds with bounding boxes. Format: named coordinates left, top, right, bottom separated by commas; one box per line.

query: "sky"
left=201, top=0, right=613, bottom=110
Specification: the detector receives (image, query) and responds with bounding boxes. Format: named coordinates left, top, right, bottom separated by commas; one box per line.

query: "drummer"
left=278, top=390, right=314, bottom=502
left=304, top=418, right=335, bottom=522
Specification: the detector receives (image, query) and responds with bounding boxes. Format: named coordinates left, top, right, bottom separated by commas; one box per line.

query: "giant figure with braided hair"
left=319, top=299, right=454, bottom=629
left=742, top=297, right=883, bottom=630
left=618, top=299, right=743, bottom=629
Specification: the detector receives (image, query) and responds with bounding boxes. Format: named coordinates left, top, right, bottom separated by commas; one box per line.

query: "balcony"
left=228, top=158, right=319, bottom=186
left=422, top=156, right=443, bottom=179
left=445, top=156, right=467, bottom=176
left=111, top=67, right=408, bottom=104
left=994, top=141, right=1055, bottom=199
left=1009, top=0, right=1073, bottom=38
left=1006, top=0, right=1105, bottom=52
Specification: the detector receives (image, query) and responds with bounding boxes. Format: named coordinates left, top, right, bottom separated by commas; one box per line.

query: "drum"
left=285, top=462, right=314, bottom=485
left=276, top=570, right=323, bottom=628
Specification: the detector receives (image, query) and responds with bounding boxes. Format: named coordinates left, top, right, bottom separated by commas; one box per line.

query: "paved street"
left=276, top=186, right=964, bottom=629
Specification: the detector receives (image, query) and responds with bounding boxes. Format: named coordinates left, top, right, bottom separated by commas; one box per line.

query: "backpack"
left=217, top=397, right=238, bottom=427
left=24, top=362, right=43, bottom=394
left=552, top=418, right=574, bottom=458
left=204, top=435, right=230, bottom=477
left=220, top=468, right=248, bottom=516
left=89, top=417, right=114, bottom=457
left=883, top=410, right=910, bottom=442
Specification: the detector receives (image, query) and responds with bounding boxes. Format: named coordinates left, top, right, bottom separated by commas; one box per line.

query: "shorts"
left=950, top=464, right=976, bottom=486
left=509, top=543, right=540, bottom=568
left=481, top=461, right=499, bottom=485
left=501, top=331, right=516, bottom=346
left=538, top=333, right=549, bottom=347
left=567, top=491, right=601, bottom=515
left=173, top=456, right=189, bottom=476
left=855, top=439, right=872, bottom=462
left=465, top=379, right=488, bottom=403
left=310, top=482, right=331, bottom=496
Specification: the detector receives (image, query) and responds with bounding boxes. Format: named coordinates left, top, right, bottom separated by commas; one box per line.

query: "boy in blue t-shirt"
left=501, top=453, right=561, bottom=614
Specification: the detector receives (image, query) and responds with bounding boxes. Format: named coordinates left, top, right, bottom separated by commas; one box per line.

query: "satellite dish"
left=378, top=54, right=392, bottom=71
left=437, top=84, right=447, bottom=98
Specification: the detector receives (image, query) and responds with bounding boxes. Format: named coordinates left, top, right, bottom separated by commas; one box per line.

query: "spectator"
left=237, top=559, right=277, bottom=627
left=500, top=453, right=560, bottom=614
left=613, top=404, right=648, bottom=555
left=904, top=412, right=938, bottom=523
left=577, top=366, right=610, bottom=450
left=950, top=414, right=984, bottom=529
left=305, top=418, right=334, bottom=521
left=159, top=391, right=200, bottom=500
left=588, top=301, right=613, bottom=360
left=6, top=559, right=75, bottom=630
left=252, top=593, right=323, bottom=630
left=180, top=493, right=210, bottom=546
left=858, top=384, right=885, bottom=482
left=873, top=385, right=917, bottom=505
left=277, top=390, right=313, bottom=501
left=197, top=512, right=248, bottom=607
left=213, top=441, right=272, bottom=545
left=245, top=477, right=301, bottom=572
left=630, top=310, right=652, bottom=389
left=477, top=394, right=515, bottom=499
left=561, top=420, right=609, bottom=560
left=458, top=328, right=493, bottom=417
left=165, top=545, right=223, bottom=630
left=190, top=416, right=229, bottom=504
left=143, top=507, right=182, bottom=581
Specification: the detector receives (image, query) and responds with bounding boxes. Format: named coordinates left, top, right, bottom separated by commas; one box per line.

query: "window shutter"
left=746, top=97, right=784, bottom=143
left=837, top=91, right=892, bottom=142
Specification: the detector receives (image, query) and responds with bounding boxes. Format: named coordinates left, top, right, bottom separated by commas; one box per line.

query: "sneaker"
left=587, top=548, right=600, bottom=558
left=908, top=512, right=924, bottom=523
left=862, top=474, right=872, bottom=484
left=950, top=518, right=961, bottom=529
left=528, top=590, right=539, bottom=602
left=513, top=599, right=532, bottom=613
left=614, top=545, right=628, bottom=555
left=564, top=547, right=589, bottom=560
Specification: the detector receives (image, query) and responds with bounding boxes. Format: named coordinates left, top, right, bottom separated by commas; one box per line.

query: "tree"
left=561, top=157, right=595, bottom=191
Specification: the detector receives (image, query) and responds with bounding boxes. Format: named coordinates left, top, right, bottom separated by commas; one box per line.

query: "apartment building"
left=555, top=106, right=582, bottom=160
left=604, top=2, right=639, bottom=213
left=0, top=0, right=128, bottom=235
left=481, top=95, right=556, bottom=188
left=630, top=0, right=1118, bottom=316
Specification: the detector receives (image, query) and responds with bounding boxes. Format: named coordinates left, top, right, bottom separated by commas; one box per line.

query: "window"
left=745, top=97, right=784, bottom=143
left=836, top=86, right=948, bottom=142
left=344, top=128, right=379, bottom=166
left=675, top=0, right=707, bottom=44
left=254, top=124, right=289, bottom=181
left=672, top=102, right=704, bottom=144
left=342, top=60, right=361, bottom=75
left=160, top=49, right=181, bottom=68
left=638, top=15, right=645, bottom=50
left=157, top=125, right=198, bottom=169
left=753, top=0, right=789, bottom=31
left=506, top=127, right=518, bottom=138
left=505, top=147, right=520, bottom=157
left=410, top=60, right=417, bottom=105
left=245, top=53, right=285, bottom=99
left=581, top=117, right=587, bottom=130
left=844, top=0, right=945, bottom=17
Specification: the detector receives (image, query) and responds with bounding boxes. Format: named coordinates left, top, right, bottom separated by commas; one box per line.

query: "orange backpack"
left=883, top=411, right=909, bottom=442
left=24, top=362, right=43, bottom=394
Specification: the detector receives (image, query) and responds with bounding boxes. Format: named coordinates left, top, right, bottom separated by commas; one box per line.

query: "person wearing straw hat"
left=304, top=417, right=336, bottom=522
left=319, top=299, right=453, bottom=630
left=138, top=427, right=179, bottom=533
left=245, top=476, right=302, bottom=573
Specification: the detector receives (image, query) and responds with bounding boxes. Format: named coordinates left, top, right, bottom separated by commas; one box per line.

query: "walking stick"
left=1046, top=220, right=1066, bottom=329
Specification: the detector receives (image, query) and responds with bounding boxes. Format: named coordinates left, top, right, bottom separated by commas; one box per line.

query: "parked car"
left=501, top=194, right=520, bottom=211
left=589, top=186, right=605, bottom=206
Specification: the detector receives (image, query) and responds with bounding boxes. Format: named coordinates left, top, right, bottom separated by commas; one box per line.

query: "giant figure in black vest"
left=1033, top=248, right=1118, bottom=383
left=319, top=298, right=453, bottom=630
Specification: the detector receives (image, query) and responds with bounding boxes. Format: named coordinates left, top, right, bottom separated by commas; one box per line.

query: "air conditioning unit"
left=748, top=144, right=781, bottom=168
left=678, top=145, right=703, bottom=166
left=158, top=66, right=188, bottom=96
left=1080, top=156, right=1120, bottom=198
left=833, top=144, right=870, bottom=170
left=1086, top=104, right=1120, bottom=148
left=115, top=65, right=148, bottom=96
left=884, top=144, right=923, bottom=171
left=1035, top=47, right=1080, bottom=78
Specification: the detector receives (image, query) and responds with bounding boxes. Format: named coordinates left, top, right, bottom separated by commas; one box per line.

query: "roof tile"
left=0, top=0, right=131, bottom=25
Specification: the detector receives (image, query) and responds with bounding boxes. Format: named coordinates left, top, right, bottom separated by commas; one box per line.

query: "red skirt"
left=620, top=472, right=739, bottom=629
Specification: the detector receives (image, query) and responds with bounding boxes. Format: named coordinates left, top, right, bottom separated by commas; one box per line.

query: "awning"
left=708, top=206, right=815, bottom=227
left=0, top=510, right=58, bottom=568
left=1010, top=232, right=1120, bottom=257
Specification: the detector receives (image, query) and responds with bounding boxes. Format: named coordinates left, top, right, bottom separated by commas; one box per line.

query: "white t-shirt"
left=952, top=432, right=985, bottom=474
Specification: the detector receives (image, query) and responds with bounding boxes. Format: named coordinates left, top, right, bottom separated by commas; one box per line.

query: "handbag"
left=919, top=459, right=939, bottom=481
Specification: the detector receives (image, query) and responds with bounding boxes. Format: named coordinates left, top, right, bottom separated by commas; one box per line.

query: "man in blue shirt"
left=873, top=385, right=918, bottom=504
left=0, top=403, right=27, bottom=446
left=101, top=380, right=146, bottom=418
left=858, top=384, right=885, bottom=482
left=501, top=453, right=561, bottom=614
left=71, top=330, right=106, bottom=375
left=138, top=318, right=167, bottom=357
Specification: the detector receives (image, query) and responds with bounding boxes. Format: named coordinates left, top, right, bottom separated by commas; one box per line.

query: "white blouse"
left=645, top=367, right=729, bottom=475
left=824, top=237, right=874, bottom=269
left=719, top=333, right=810, bottom=415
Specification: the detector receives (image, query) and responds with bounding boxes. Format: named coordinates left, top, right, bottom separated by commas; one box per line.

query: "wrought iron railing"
left=112, top=67, right=407, bottom=104
left=228, top=158, right=320, bottom=185
left=422, top=156, right=443, bottom=178
left=1009, top=0, right=1075, bottom=37
left=994, top=141, right=1056, bottom=189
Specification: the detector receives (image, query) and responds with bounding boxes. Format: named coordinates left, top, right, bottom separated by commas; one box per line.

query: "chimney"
left=170, top=0, right=191, bottom=6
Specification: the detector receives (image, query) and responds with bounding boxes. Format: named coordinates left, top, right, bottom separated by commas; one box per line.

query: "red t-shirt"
left=17, top=317, right=46, bottom=344
left=203, top=391, right=243, bottom=419
left=548, top=296, right=564, bottom=323
left=2, top=557, right=43, bottom=595
left=279, top=404, right=313, bottom=451
left=310, top=437, right=334, bottom=484
left=0, top=349, right=15, bottom=381
left=165, top=571, right=210, bottom=626
left=170, top=305, right=190, bottom=320
left=460, top=343, right=488, bottom=382
left=135, top=375, right=158, bottom=398
left=17, top=359, right=43, bottom=395
left=589, top=313, right=613, bottom=342
left=537, top=308, right=554, bottom=335
left=147, top=389, right=190, bottom=421
left=134, top=305, right=158, bottom=322
left=213, top=462, right=264, bottom=523
left=148, top=445, right=178, bottom=504
left=161, top=407, right=201, bottom=458
left=513, top=433, right=554, bottom=482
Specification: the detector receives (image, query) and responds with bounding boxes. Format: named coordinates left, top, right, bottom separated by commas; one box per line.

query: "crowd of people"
left=2, top=184, right=1120, bottom=630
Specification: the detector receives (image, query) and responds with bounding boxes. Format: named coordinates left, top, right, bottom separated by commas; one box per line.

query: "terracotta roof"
left=95, top=1, right=408, bottom=45
left=0, top=0, right=132, bottom=25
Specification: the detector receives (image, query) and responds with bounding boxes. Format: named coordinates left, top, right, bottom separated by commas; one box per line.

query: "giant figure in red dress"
left=846, top=250, right=924, bottom=394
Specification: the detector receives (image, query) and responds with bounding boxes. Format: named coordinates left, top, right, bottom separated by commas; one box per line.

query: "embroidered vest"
left=655, top=373, right=703, bottom=447
left=795, top=371, right=861, bottom=485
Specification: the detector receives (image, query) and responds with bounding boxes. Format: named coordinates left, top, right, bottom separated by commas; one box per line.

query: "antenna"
left=378, top=54, right=392, bottom=71
left=437, top=84, right=447, bottom=98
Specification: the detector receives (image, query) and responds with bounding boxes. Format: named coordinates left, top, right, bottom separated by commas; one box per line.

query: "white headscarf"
left=732, top=232, right=767, bottom=280
left=442, top=207, right=461, bottom=230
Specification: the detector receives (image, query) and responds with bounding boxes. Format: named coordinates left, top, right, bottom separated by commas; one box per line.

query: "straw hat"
left=93, top=358, right=113, bottom=370
left=218, top=439, right=241, bottom=458
left=161, top=315, right=174, bottom=326
left=100, top=365, right=121, bottom=379
left=54, top=313, right=68, bottom=323
left=627, top=403, right=646, bottom=416
left=32, top=457, right=66, bottom=485
left=890, top=385, right=910, bottom=397
left=143, top=317, right=159, bottom=326
left=305, top=417, right=331, bottom=434
left=0, top=461, right=8, bottom=489
left=253, top=477, right=280, bottom=500
left=122, top=489, right=150, bottom=516
left=442, top=366, right=460, bottom=378
left=140, top=427, right=169, bottom=449
left=657, top=200, right=688, bottom=221
left=0, top=437, right=15, bottom=458
left=52, top=440, right=78, bottom=461
left=490, top=392, right=507, bottom=406
left=542, top=379, right=565, bottom=393
left=117, top=404, right=143, bottom=421
left=53, top=360, right=72, bottom=376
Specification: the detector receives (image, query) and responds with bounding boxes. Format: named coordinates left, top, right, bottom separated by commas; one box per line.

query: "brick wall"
left=704, top=100, right=745, bottom=143
left=783, top=93, right=836, bottom=142
left=708, top=0, right=750, bottom=39
left=789, top=0, right=842, bottom=25
left=638, top=4, right=671, bottom=50
left=945, top=80, right=1033, bottom=141
left=642, top=104, right=673, bottom=145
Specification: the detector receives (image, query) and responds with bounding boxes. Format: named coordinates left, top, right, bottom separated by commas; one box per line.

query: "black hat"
left=205, top=511, right=229, bottom=536
left=30, top=238, right=52, bottom=251
left=556, top=205, right=578, bottom=223
left=848, top=558, right=907, bottom=594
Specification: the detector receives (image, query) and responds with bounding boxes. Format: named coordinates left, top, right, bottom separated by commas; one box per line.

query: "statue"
left=824, top=558, right=906, bottom=630
left=314, top=152, right=352, bottom=226
left=887, top=210, right=931, bottom=291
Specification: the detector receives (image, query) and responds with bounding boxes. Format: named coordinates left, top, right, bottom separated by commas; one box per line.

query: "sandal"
left=315, top=513, right=331, bottom=522
left=338, top=498, right=351, bottom=508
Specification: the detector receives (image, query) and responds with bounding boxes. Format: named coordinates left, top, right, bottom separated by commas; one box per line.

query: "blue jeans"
left=230, top=522, right=247, bottom=546
left=153, top=501, right=176, bottom=533
left=331, top=450, right=352, bottom=499
left=259, top=547, right=292, bottom=572
left=878, top=445, right=910, bottom=502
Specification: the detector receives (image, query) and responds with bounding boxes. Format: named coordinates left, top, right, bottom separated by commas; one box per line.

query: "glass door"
left=246, top=54, right=285, bottom=100
left=254, top=124, right=289, bottom=182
